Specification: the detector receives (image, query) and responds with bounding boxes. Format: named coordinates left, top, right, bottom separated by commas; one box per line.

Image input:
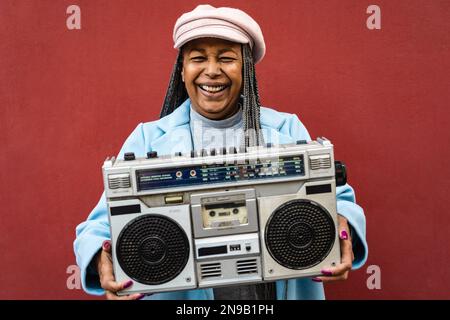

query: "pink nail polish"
left=312, top=278, right=322, bottom=282
left=321, top=270, right=333, bottom=276
left=123, top=280, right=133, bottom=289
left=340, top=230, right=348, bottom=240
left=102, top=240, right=111, bottom=250
left=137, top=294, right=145, bottom=300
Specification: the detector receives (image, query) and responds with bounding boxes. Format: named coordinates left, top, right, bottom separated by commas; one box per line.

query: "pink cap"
left=173, top=4, right=266, bottom=63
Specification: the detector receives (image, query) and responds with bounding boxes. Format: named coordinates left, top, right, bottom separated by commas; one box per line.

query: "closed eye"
left=220, top=57, right=237, bottom=62
left=191, top=56, right=206, bottom=62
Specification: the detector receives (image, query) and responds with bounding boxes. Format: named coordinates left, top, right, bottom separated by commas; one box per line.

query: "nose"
left=204, top=60, right=221, bottom=77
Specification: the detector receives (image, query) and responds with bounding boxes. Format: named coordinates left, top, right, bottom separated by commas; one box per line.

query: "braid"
left=160, top=51, right=188, bottom=118
left=160, top=44, right=264, bottom=148
left=241, top=44, right=264, bottom=147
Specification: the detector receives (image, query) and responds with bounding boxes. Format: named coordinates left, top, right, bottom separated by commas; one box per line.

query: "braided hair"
left=159, top=44, right=265, bottom=148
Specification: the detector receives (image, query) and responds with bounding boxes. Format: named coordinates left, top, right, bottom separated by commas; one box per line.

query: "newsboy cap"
left=173, top=4, right=266, bottom=63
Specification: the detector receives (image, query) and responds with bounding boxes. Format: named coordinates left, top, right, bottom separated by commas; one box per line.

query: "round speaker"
left=265, top=199, right=336, bottom=270
left=116, top=214, right=190, bottom=285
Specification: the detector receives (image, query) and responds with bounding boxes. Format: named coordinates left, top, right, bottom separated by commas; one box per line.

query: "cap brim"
left=174, top=25, right=250, bottom=50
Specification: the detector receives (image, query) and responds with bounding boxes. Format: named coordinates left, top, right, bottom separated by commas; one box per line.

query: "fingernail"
left=136, top=294, right=145, bottom=300
left=102, top=240, right=111, bottom=250
left=321, top=269, right=333, bottom=276
left=340, top=230, right=348, bottom=240
left=312, top=278, right=322, bottom=282
left=123, top=280, right=133, bottom=289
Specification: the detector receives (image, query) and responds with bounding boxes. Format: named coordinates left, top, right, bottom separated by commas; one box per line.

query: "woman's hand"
left=96, top=240, right=145, bottom=300
left=312, top=215, right=354, bottom=283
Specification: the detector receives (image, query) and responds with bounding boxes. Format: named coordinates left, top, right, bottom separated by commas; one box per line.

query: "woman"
left=74, top=4, right=368, bottom=300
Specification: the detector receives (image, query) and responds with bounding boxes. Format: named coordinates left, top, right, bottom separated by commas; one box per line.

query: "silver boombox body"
left=102, top=138, right=345, bottom=295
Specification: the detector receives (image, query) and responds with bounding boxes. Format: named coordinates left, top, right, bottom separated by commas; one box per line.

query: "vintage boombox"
left=102, top=138, right=347, bottom=295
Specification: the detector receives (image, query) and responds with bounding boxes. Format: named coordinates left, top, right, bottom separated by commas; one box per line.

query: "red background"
left=1, top=0, right=449, bottom=299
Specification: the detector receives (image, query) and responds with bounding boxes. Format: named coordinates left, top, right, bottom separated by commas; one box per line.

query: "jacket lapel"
left=260, top=107, right=296, bottom=145
left=150, top=99, right=193, bottom=155
left=150, top=99, right=295, bottom=155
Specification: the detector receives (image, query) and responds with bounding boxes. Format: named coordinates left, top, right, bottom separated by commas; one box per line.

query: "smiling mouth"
left=198, top=84, right=229, bottom=94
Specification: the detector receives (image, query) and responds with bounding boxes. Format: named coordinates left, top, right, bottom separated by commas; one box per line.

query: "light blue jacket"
left=74, top=99, right=368, bottom=300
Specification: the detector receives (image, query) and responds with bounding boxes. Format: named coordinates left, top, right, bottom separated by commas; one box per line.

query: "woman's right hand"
left=96, top=240, right=144, bottom=300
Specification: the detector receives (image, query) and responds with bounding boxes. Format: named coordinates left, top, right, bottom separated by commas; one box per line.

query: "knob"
left=147, top=151, right=157, bottom=159
left=210, top=149, right=216, bottom=156
left=229, top=146, right=237, bottom=154
left=335, top=161, right=347, bottom=186
left=221, top=147, right=227, bottom=155
left=175, top=152, right=182, bottom=157
left=124, top=152, right=135, bottom=161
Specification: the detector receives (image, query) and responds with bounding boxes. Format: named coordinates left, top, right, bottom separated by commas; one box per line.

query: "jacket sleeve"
left=73, top=123, right=146, bottom=295
left=285, top=114, right=368, bottom=269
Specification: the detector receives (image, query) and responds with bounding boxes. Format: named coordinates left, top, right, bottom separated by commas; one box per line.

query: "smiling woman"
left=74, top=4, right=368, bottom=301
left=182, top=38, right=243, bottom=120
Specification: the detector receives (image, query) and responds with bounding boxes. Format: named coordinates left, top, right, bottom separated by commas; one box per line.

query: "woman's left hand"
left=312, top=215, right=354, bottom=283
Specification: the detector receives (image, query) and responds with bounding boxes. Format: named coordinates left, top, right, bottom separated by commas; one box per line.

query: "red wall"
left=1, top=0, right=449, bottom=299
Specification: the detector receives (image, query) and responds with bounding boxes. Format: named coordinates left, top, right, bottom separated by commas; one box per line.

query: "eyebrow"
left=188, top=48, right=238, bottom=55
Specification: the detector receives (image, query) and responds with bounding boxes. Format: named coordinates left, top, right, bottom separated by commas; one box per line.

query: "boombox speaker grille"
left=116, top=214, right=189, bottom=285
left=265, top=199, right=336, bottom=270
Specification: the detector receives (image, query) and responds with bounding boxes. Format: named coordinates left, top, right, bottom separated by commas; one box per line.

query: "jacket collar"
left=151, top=99, right=290, bottom=155
left=156, top=99, right=287, bottom=133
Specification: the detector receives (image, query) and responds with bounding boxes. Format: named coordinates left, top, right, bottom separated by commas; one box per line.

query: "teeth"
left=199, top=85, right=226, bottom=93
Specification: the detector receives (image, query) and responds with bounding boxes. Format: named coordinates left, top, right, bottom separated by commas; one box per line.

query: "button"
left=245, top=245, right=251, bottom=252
left=147, top=151, right=157, bottom=159
left=124, top=152, right=135, bottom=161
left=232, top=208, right=239, bottom=214
left=164, top=195, right=183, bottom=204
